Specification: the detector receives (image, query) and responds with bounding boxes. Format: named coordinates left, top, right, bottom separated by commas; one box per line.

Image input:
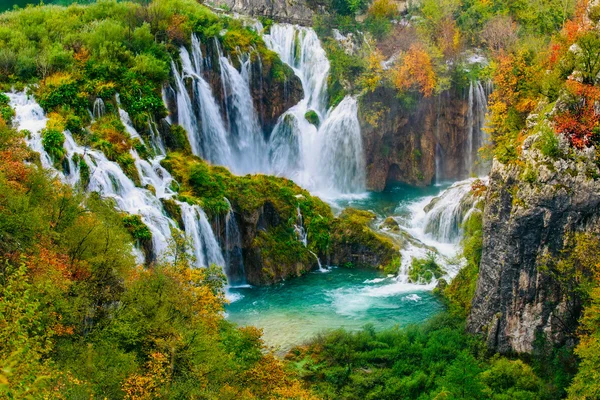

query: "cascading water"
left=465, top=80, right=490, bottom=176
left=421, top=178, right=483, bottom=243
left=92, top=97, right=105, bottom=120
left=264, top=24, right=365, bottom=196
left=174, top=39, right=233, bottom=166
left=367, top=178, right=484, bottom=294
left=224, top=198, right=246, bottom=286
left=8, top=92, right=229, bottom=277
left=179, top=202, right=226, bottom=269
left=218, top=52, right=268, bottom=173
left=293, top=205, right=327, bottom=272
left=168, top=25, right=365, bottom=196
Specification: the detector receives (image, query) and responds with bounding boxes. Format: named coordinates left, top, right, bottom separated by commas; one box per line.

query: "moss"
left=304, top=110, right=320, bottom=127
left=521, top=166, right=538, bottom=184
left=382, top=255, right=401, bottom=275
left=330, top=208, right=398, bottom=268
left=72, top=153, right=90, bottom=189
left=122, top=214, right=152, bottom=242
left=161, top=198, right=184, bottom=229
left=165, top=124, right=192, bottom=154
left=444, top=206, right=483, bottom=317
left=408, top=252, right=444, bottom=284
left=0, top=93, right=15, bottom=124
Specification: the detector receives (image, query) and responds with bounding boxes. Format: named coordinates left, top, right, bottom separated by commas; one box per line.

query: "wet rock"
left=359, top=86, right=472, bottom=190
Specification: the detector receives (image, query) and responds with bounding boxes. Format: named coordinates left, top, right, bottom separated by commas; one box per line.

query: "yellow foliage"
left=367, top=0, right=398, bottom=19
left=360, top=49, right=385, bottom=92
left=122, top=352, right=170, bottom=400
left=392, top=44, right=437, bottom=97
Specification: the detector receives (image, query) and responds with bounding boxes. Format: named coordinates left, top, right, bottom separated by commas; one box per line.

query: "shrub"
left=537, top=125, right=560, bottom=158
left=408, top=252, right=444, bottom=284
left=122, top=214, right=152, bottom=242
left=41, top=128, right=66, bottom=163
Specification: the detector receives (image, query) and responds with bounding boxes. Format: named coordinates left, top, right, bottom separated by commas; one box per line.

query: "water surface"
left=226, top=266, right=444, bottom=352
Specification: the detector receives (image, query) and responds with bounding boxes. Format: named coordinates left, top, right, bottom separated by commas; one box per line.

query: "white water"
left=465, top=80, right=490, bottom=176
left=8, top=92, right=228, bottom=274
left=366, top=178, right=484, bottom=295
left=265, top=24, right=365, bottom=196
left=179, top=202, right=225, bottom=268
left=170, top=25, right=365, bottom=196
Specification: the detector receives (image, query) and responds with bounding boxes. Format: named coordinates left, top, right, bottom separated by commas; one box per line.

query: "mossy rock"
left=161, top=198, right=184, bottom=230
left=379, top=217, right=400, bottom=232
left=304, top=110, right=320, bottom=127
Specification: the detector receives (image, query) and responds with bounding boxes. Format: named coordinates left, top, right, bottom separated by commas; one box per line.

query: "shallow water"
left=226, top=183, right=459, bottom=353
left=226, top=267, right=444, bottom=353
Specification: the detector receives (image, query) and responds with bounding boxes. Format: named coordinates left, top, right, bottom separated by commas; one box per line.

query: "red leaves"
left=554, top=81, right=600, bottom=149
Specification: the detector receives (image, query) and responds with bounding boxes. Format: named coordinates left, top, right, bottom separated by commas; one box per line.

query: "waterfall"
left=92, top=98, right=105, bottom=120
left=293, top=205, right=308, bottom=246
left=179, top=202, right=226, bottom=269
left=167, top=26, right=366, bottom=196
left=465, top=80, right=489, bottom=176
left=177, top=39, right=233, bottom=166
left=224, top=198, right=246, bottom=286
left=218, top=54, right=268, bottom=173
left=421, top=179, right=482, bottom=243
left=7, top=92, right=231, bottom=275
left=263, top=24, right=329, bottom=116
left=435, top=143, right=444, bottom=185
left=264, top=24, right=365, bottom=196
left=358, top=177, right=484, bottom=297
left=293, top=205, right=327, bottom=272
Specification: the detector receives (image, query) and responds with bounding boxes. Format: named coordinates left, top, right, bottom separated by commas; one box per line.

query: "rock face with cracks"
left=468, top=134, right=600, bottom=354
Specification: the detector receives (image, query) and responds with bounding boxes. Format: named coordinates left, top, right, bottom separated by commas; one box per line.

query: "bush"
left=408, top=252, right=444, bottom=284
left=41, top=128, right=66, bottom=163
left=122, top=214, right=152, bottom=242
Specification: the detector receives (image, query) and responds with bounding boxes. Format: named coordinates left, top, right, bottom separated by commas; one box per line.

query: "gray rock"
left=218, top=0, right=315, bottom=25
left=467, top=137, right=600, bottom=354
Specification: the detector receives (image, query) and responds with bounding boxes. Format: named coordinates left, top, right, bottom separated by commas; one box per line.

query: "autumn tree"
left=392, top=44, right=437, bottom=97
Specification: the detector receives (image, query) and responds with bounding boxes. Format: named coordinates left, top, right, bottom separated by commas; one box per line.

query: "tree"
left=480, top=15, right=518, bottom=52
left=393, top=44, right=437, bottom=97
left=575, top=30, right=600, bottom=85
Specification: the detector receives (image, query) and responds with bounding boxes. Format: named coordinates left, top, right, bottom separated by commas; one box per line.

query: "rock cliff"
left=359, top=86, right=473, bottom=190
left=468, top=133, right=600, bottom=354
left=218, top=0, right=315, bottom=25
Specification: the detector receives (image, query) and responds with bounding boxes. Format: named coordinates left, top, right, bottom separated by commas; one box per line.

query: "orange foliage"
left=554, top=81, right=600, bottom=148
left=392, top=44, right=437, bottom=97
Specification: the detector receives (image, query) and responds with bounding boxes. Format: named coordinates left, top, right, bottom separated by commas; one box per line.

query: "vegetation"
left=0, top=102, right=317, bottom=398
left=408, top=252, right=444, bottom=284
left=289, top=314, right=565, bottom=399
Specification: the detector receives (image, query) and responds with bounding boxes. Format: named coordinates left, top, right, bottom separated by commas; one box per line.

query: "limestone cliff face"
left=467, top=134, right=600, bottom=354
left=359, top=86, right=471, bottom=191
left=219, top=0, right=315, bottom=25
